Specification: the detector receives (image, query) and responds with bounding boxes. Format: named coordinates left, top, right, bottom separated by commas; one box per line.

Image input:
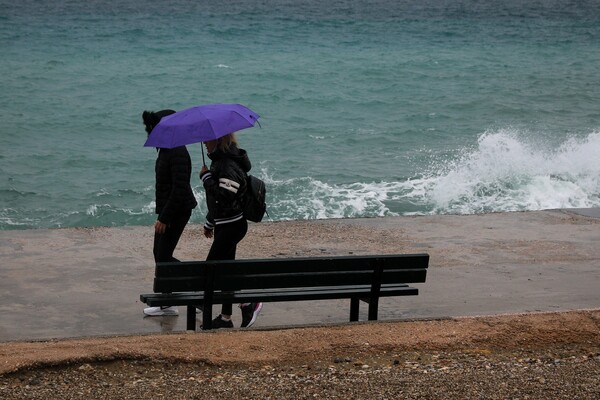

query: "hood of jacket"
left=208, top=146, right=251, bottom=173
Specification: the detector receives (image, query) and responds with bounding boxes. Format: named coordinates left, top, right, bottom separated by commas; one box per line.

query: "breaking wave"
left=417, top=130, right=600, bottom=214
left=263, top=130, right=600, bottom=219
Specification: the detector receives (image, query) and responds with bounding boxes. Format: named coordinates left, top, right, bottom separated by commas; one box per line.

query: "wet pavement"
left=0, top=208, right=598, bottom=342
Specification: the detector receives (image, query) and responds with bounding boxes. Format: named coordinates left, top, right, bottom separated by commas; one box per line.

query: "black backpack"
left=243, top=175, right=267, bottom=222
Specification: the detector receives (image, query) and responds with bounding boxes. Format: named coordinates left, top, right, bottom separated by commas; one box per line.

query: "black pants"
left=206, top=218, right=248, bottom=315
left=153, top=210, right=192, bottom=263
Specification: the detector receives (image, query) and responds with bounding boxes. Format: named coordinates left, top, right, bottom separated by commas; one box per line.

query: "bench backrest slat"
left=153, top=254, right=429, bottom=293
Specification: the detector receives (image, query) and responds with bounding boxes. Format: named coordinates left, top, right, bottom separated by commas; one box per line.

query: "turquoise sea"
left=1, top=0, right=599, bottom=230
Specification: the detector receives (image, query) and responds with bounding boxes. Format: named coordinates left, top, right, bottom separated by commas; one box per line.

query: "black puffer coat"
left=200, top=146, right=251, bottom=228
left=155, top=146, right=198, bottom=224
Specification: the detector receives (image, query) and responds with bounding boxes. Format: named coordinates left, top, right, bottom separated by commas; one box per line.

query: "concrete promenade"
left=0, top=209, right=598, bottom=342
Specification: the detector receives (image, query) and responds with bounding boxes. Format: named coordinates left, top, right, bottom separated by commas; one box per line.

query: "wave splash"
left=412, top=129, right=600, bottom=214
left=264, top=129, right=600, bottom=220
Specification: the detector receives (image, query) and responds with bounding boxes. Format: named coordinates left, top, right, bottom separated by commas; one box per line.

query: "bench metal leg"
left=186, top=306, right=196, bottom=331
left=350, top=298, right=359, bottom=321
left=368, top=297, right=379, bottom=320
left=202, top=303, right=213, bottom=330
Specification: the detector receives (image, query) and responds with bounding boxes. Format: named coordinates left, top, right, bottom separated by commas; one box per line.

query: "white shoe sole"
left=245, top=303, right=263, bottom=328
left=143, top=307, right=179, bottom=316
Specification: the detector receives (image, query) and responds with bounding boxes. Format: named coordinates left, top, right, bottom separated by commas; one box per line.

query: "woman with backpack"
left=200, top=133, right=262, bottom=329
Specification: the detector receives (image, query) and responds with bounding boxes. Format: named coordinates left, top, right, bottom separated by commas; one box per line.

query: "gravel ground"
left=1, top=310, right=599, bottom=399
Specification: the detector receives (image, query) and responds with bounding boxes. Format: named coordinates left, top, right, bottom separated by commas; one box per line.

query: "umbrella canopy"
left=144, top=103, right=260, bottom=149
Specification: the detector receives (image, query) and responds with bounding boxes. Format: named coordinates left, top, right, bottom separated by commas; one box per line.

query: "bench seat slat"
left=141, top=284, right=418, bottom=306
left=154, top=254, right=429, bottom=277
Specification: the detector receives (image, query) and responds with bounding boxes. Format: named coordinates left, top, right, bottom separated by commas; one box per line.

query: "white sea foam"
left=415, top=129, right=600, bottom=214
left=86, top=204, right=98, bottom=216
left=0, top=213, right=34, bottom=227
left=261, top=130, right=600, bottom=219
left=254, top=171, right=397, bottom=220
left=141, top=201, right=156, bottom=215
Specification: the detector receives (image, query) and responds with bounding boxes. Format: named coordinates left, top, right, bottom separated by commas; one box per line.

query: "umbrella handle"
left=201, top=146, right=206, bottom=166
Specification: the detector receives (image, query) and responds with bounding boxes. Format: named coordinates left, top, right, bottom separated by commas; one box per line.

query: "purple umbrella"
left=144, top=103, right=260, bottom=149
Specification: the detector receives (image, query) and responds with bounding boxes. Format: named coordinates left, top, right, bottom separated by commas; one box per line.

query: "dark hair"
left=142, top=109, right=176, bottom=134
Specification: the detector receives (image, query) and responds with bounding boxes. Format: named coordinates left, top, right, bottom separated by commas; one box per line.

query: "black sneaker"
left=240, top=303, right=263, bottom=328
left=210, top=315, right=234, bottom=329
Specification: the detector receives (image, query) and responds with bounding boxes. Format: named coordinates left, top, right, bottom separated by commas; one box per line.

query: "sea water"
left=1, top=0, right=599, bottom=230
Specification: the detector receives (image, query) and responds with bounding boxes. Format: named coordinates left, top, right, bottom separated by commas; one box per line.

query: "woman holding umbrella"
left=200, top=133, right=262, bottom=329
left=142, top=109, right=198, bottom=317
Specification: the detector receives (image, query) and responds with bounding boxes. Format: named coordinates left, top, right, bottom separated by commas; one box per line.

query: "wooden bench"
left=140, top=253, right=429, bottom=330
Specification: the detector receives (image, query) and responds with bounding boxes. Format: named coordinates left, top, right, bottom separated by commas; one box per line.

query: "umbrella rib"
left=203, top=112, right=219, bottom=141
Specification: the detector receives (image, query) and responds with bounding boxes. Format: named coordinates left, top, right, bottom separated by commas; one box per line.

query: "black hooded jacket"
left=155, top=146, right=198, bottom=224
left=143, top=109, right=198, bottom=224
left=200, top=146, right=251, bottom=228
